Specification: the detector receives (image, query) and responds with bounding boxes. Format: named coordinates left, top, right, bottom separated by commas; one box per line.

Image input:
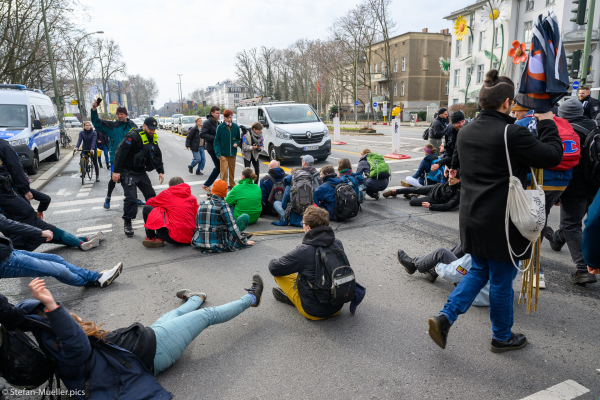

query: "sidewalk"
left=29, top=128, right=78, bottom=190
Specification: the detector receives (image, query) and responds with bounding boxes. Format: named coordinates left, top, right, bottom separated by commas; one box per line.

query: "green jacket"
left=214, top=122, right=241, bottom=158
left=225, top=178, right=262, bottom=224
left=91, top=109, right=137, bottom=163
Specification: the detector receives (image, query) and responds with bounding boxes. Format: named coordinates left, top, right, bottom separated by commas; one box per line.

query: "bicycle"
left=60, top=132, right=72, bottom=148
left=75, top=149, right=94, bottom=185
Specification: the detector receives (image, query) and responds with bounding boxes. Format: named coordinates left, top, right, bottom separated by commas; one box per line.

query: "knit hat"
left=438, top=107, right=448, bottom=115
left=451, top=111, right=465, bottom=124
left=116, top=106, right=128, bottom=115
left=211, top=180, right=228, bottom=198
left=511, top=104, right=529, bottom=112
left=558, top=98, right=584, bottom=119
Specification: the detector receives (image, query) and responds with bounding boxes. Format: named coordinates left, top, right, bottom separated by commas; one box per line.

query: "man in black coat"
left=200, top=106, right=221, bottom=193
left=0, top=138, right=34, bottom=219
left=382, top=174, right=461, bottom=211
left=545, top=99, right=598, bottom=284
left=428, top=108, right=448, bottom=154
left=427, top=70, right=563, bottom=353
left=185, top=117, right=206, bottom=176
left=578, top=86, right=600, bottom=120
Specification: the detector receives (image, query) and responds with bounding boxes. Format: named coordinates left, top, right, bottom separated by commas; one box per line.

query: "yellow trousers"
left=274, top=274, right=325, bottom=321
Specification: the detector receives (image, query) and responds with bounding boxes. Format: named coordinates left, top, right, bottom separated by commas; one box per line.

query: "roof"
left=372, top=30, right=450, bottom=46
left=443, top=0, right=487, bottom=20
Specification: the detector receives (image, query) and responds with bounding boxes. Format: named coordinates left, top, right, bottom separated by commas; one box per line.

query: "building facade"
left=206, top=80, right=250, bottom=109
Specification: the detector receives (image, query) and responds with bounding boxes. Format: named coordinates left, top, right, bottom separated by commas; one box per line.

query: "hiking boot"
left=143, top=236, right=165, bottom=248
left=382, top=190, right=397, bottom=198
left=570, top=271, right=598, bottom=285
left=188, top=166, right=193, bottom=174
left=428, top=314, right=451, bottom=349
left=124, top=219, right=134, bottom=237
left=490, top=333, right=528, bottom=353
left=196, top=170, right=203, bottom=175
left=400, top=180, right=413, bottom=187
left=544, top=227, right=564, bottom=252
left=137, top=199, right=146, bottom=206
left=96, top=263, right=123, bottom=288
left=79, top=236, right=100, bottom=251
left=272, top=287, right=294, bottom=306
left=87, top=231, right=105, bottom=243
left=202, top=185, right=211, bottom=194
left=424, top=269, right=438, bottom=283
left=242, top=232, right=253, bottom=239
left=245, top=274, right=264, bottom=307
left=397, top=250, right=417, bottom=274
left=103, top=196, right=111, bottom=210
left=403, top=194, right=412, bottom=199
left=175, top=289, right=207, bottom=303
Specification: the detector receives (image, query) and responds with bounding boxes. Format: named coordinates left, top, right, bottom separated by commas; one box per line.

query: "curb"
left=30, top=151, right=75, bottom=191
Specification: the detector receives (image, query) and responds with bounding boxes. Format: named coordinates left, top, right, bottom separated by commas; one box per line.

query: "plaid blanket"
left=192, top=194, right=248, bottom=253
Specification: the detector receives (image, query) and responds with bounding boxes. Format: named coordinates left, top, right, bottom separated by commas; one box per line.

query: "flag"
left=317, top=80, right=321, bottom=93
left=515, top=11, right=570, bottom=112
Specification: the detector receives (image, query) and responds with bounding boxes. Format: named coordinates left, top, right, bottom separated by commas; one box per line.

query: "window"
left=374, top=85, right=378, bottom=95
left=479, top=31, right=486, bottom=51
left=492, top=61, right=499, bottom=70
left=234, top=94, right=239, bottom=98
left=445, top=81, right=449, bottom=95
left=394, top=82, right=397, bottom=96
left=468, top=35, right=473, bottom=54
left=29, top=105, right=36, bottom=127
left=525, top=0, right=534, bottom=11
left=370, top=64, right=373, bottom=73
left=422, top=55, right=429, bottom=70
left=477, top=64, right=485, bottom=83
left=454, top=69, right=460, bottom=86
left=469, top=13, right=475, bottom=28
left=453, top=99, right=459, bottom=105
left=467, top=66, right=472, bottom=78
left=524, top=21, right=533, bottom=43
left=494, top=27, right=501, bottom=47
left=394, top=59, right=398, bottom=72
left=381, top=62, right=384, bottom=73
left=401, top=81, right=405, bottom=96
left=401, top=57, right=406, bottom=71
left=456, top=39, right=462, bottom=57
left=374, top=63, right=378, bottom=73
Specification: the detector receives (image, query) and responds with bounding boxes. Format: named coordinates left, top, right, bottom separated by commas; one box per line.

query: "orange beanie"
left=211, top=180, right=228, bottom=198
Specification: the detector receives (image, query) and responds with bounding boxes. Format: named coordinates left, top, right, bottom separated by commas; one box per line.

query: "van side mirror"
left=263, top=121, right=269, bottom=128
left=33, top=119, right=42, bottom=130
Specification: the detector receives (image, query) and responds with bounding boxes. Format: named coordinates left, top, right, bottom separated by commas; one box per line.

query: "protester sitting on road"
left=74, top=121, right=100, bottom=182
left=185, top=117, right=206, bottom=176
left=269, top=206, right=349, bottom=319
left=427, top=69, right=563, bottom=353
left=314, top=165, right=343, bottom=221
left=0, top=214, right=121, bottom=287
left=142, top=177, right=199, bottom=248
left=260, top=160, right=286, bottom=216
left=214, top=109, right=240, bottom=189
left=272, top=167, right=303, bottom=227
left=401, top=144, right=440, bottom=188
left=583, top=194, right=600, bottom=275
left=337, top=158, right=363, bottom=198
left=383, top=170, right=461, bottom=211
left=241, top=122, right=264, bottom=184
left=96, top=128, right=109, bottom=169
left=191, top=179, right=255, bottom=252
left=225, top=168, right=262, bottom=224
left=20, top=274, right=263, bottom=398
left=301, top=154, right=323, bottom=187
left=200, top=106, right=222, bottom=193
left=357, top=149, right=390, bottom=200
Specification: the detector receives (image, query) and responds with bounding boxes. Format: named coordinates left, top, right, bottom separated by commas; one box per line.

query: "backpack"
left=340, top=174, right=365, bottom=204
left=550, top=117, right=581, bottom=171
left=427, top=157, right=444, bottom=182
left=366, top=153, right=390, bottom=179
left=572, top=121, right=600, bottom=187
left=288, top=170, right=314, bottom=215
left=328, top=182, right=359, bottom=220
left=264, top=174, right=285, bottom=215
left=309, top=240, right=356, bottom=305
left=423, top=121, right=433, bottom=140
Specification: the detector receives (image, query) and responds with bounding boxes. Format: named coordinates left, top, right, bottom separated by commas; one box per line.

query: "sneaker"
left=400, top=180, right=413, bottom=187
left=95, top=176, right=100, bottom=182
left=403, top=194, right=412, bottom=199
left=175, top=289, right=207, bottom=303
left=79, top=236, right=100, bottom=251
left=137, top=199, right=146, bottom=206
left=490, top=333, right=528, bottom=353
left=96, top=263, right=123, bottom=288
left=142, top=236, right=165, bottom=248
left=107, top=164, right=111, bottom=170
left=570, top=271, right=598, bottom=285
left=124, top=219, right=134, bottom=237
left=424, top=269, right=438, bottom=283
left=188, top=166, right=193, bottom=174
left=103, top=196, right=111, bottom=210
left=544, top=227, right=564, bottom=252
left=242, top=232, right=253, bottom=239
left=382, top=190, right=397, bottom=198
left=245, top=274, right=264, bottom=307
left=372, top=193, right=380, bottom=200
left=397, top=250, right=417, bottom=274
left=533, top=273, right=546, bottom=289
left=196, top=170, right=203, bottom=175
left=87, top=231, right=106, bottom=243
left=428, top=314, right=451, bottom=349
left=99, top=162, right=103, bottom=168
left=202, top=185, right=211, bottom=194
left=272, top=287, right=294, bottom=306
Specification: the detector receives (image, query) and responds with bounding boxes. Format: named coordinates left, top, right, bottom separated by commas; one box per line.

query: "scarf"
left=251, top=131, right=262, bottom=146
left=225, top=122, right=232, bottom=127
left=338, top=168, right=352, bottom=174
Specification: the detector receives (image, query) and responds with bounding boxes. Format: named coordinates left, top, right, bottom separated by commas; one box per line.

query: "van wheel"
left=269, top=145, right=278, bottom=161
left=26, top=152, right=39, bottom=175
left=47, top=143, right=60, bottom=161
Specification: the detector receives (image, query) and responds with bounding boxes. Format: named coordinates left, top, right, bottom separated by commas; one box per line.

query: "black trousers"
left=414, top=244, right=464, bottom=273
left=243, top=158, right=260, bottom=184
left=142, top=205, right=179, bottom=244
left=395, top=185, right=433, bottom=206
left=121, top=172, right=156, bottom=220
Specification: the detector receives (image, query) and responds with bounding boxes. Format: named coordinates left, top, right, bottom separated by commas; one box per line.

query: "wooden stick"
left=249, top=229, right=305, bottom=236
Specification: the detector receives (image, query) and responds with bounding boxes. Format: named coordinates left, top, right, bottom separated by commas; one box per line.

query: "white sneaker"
left=87, top=231, right=105, bottom=242
left=79, top=236, right=100, bottom=251
left=97, top=263, right=123, bottom=288
left=533, top=274, right=546, bottom=290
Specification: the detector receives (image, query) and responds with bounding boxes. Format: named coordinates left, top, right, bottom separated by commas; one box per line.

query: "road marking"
left=77, top=224, right=113, bottom=233
left=53, top=209, right=81, bottom=214
left=79, top=187, right=92, bottom=192
left=57, top=189, right=67, bottom=196
left=520, top=380, right=589, bottom=400
left=328, top=156, right=340, bottom=160
left=350, top=139, right=392, bottom=144
left=76, top=192, right=89, bottom=197
left=392, top=170, right=411, bottom=174
left=92, top=204, right=120, bottom=210
left=412, top=147, right=424, bottom=152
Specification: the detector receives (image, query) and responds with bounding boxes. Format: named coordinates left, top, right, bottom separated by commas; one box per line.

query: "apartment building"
left=206, top=80, right=250, bottom=109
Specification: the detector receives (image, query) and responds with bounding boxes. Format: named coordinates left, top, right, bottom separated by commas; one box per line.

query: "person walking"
left=241, top=122, right=264, bottom=184
left=427, top=70, right=563, bottom=353
left=185, top=117, right=206, bottom=176
left=214, top=109, right=240, bottom=189
left=73, top=122, right=100, bottom=182
left=200, top=106, right=221, bottom=193
left=428, top=108, right=448, bottom=154
left=96, top=128, right=110, bottom=169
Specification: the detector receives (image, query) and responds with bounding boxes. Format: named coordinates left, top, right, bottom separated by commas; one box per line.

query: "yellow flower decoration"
left=453, top=15, right=469, bottom=41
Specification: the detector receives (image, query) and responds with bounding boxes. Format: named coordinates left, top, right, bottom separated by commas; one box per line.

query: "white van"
left=236, top=101, right=330, bottom=161
left=0, top=84, right=60, bottom=174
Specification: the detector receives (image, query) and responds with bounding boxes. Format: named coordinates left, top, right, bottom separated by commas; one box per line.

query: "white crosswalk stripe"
left=76, top=224, right=112, bottom=233
left=520, top=380, right=589, bottom=400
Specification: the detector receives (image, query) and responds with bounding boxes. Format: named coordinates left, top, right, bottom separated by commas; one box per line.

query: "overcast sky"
left=85, top=0, right=473, bottom=107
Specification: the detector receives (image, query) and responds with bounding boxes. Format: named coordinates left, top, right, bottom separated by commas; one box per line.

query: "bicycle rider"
left=73, top=121, right=100, bottom=182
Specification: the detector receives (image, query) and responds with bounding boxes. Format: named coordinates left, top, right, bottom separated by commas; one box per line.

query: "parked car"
left=131, top=118, right=144, bottom=128
left=159, top=118, right=166, bottom=129
left=164, top=117, right=173, bottom=130
left=177, top=115, right=199, bottom=134
left=171, top=116, right=181, bottom=132
left=64, top=116, right=81, bottom=128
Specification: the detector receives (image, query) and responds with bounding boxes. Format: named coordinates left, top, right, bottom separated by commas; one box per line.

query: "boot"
left=490, top=333, right=528, bottom=353
left=382, top=190, right=397, bottom=198
left=544, top=227, right=565, bottom=252
left=397, top=250, right=417, bottom=274
left=124, top=219, right=134, bottom=237
left=245, top=274, right=264, bottom=307
left=424, top=269, right=438, bottom=283
left=570, top=270, right=597, bottom=285
left=428, top=314, right=451, bottom=349
left=272, top=287, right=294, bottom=306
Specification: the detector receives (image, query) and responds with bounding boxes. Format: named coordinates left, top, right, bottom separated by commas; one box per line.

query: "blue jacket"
left=17, top=299, right=171, bottom=400
left=583, top=194, right=600, bottom=269
left=413, top=154, right=437, bottom=180
left=91, top=109, right=137, bottom=163
left=75, top=129, right=97, bottom=152
left=260, top=167, right=287, bottom=206
left=281, top=175, right=303, bottom=227
left=314, top=174, right=343, bottom=221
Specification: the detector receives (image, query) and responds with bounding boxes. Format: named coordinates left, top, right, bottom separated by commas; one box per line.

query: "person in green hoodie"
left=225, top=168, right=262, bottom=224
left=214, top=109, right=240, bottom=189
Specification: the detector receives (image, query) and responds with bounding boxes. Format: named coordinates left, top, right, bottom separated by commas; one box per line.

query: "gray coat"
left=241, top=129, right=263, bottom=161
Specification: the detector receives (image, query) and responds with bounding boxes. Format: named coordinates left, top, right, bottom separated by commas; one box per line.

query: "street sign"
left=373, top=102, right=378, bottom=108
left=70, top=100, right=78, bottom=105
left=355, top=101, right=359, bottom=106
left=383, top=101, right=388, bottom=115
left=573, top=80, right=580, bottom=90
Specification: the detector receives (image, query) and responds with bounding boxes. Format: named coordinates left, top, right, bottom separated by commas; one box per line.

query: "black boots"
left=272, top=287, right=294, bottom=306
left=397, top=250, right=417, bottom=274
left=570, top=270, right=598, bottom=284
left=245, top=274, right=264, bottom=307
left=544, top=227, right=565, bottom=252
left=490, top=333, right=528, bottom=353
left=428, top=314, right=451, bottom=349
left=124, top=219, right=134, bottom=237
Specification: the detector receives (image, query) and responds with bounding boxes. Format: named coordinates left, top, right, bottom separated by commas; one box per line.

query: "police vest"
left=130, top=129, right=159, bottom=170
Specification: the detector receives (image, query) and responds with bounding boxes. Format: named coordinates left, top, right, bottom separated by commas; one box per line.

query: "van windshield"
left=166, top=118, right=173, bottom=122
left=265, top=105, right=319, bottom=124
left=182, top=117, right=195, bottom=124
left=0, top=105, right=27, bottom=128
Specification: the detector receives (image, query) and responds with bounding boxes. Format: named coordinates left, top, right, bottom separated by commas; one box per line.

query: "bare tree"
left=235, top=49, right=256, bottom=96
left=90, top=37, right=126, bottom=117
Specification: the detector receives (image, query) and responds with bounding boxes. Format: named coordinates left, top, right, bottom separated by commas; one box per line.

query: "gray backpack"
left=287, top=170, right=314, bottom=215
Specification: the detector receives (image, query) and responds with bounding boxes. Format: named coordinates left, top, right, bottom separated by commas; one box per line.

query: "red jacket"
left=145, top=183, right=199, bottom=243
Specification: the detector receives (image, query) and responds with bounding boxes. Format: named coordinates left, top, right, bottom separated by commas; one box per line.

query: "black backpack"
left=328, top=182, right=359, bottom=220
left=263, top=174, right=286, bottom=215
left=309, top=240, right=356, bottom=305
left=288, top=170, right=314, bottom=215
left=572, top=122, right=600, bottom=188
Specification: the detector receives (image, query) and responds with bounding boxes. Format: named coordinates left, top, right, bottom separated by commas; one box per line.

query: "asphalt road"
left=1, top=125, right=599, bottom=400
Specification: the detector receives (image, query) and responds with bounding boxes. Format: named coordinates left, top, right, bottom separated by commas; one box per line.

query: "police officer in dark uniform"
left=578, top=86, right=600, bottom=120
left=113, top=117, right=164, bottom=236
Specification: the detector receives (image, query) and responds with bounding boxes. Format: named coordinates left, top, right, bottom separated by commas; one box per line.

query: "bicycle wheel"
left=80, top=158, right=85, bottom=185
left=87, top=161, right=93, bottom=180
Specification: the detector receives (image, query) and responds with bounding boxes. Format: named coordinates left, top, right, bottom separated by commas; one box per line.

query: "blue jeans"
left=0, top=250, right=99, bottom=286
left=97, top=144, right=109, bottom=165
left=189, top=147, right=206, bottom=172
left=204, top=149, right=220, bottom=187
left=273, top=201, right=285, bottom=218
left=440, top=255, right=518, bottom=341
left=150, top=294, right=252, bottom=375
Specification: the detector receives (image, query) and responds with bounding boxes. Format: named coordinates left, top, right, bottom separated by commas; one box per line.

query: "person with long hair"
left=225, top=168, right=262, bottom=224
left=241, top=122, right=264, bottom=184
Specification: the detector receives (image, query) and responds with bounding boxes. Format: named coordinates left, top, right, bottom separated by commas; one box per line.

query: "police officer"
left=0, top=137, right=34, bottom=219
left=113, top=117, right=164, bottom=236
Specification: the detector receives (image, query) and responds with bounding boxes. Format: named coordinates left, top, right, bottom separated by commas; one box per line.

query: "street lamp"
left=177, top=74, right=183, bottom=114
left=71, top=31, right=103, bottom=118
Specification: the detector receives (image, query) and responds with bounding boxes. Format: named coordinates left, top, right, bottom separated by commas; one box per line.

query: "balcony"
left=562, top=28, right=600, bottom=43
left=372, top=96, right=387, bottom=103
left=371, top=72, right=388, bottom=82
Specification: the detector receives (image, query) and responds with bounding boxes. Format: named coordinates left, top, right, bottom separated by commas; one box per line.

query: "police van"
left=236, top=99, right=330, bottom=161
left=0, top=84, right=60, bottom=174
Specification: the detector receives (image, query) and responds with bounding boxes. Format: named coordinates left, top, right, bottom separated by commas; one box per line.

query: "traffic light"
left=150, top=101, right=154, bottom=105
left=567, top=50, right=583, bottom=79
left=570, top=0, right=587, bottom=25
